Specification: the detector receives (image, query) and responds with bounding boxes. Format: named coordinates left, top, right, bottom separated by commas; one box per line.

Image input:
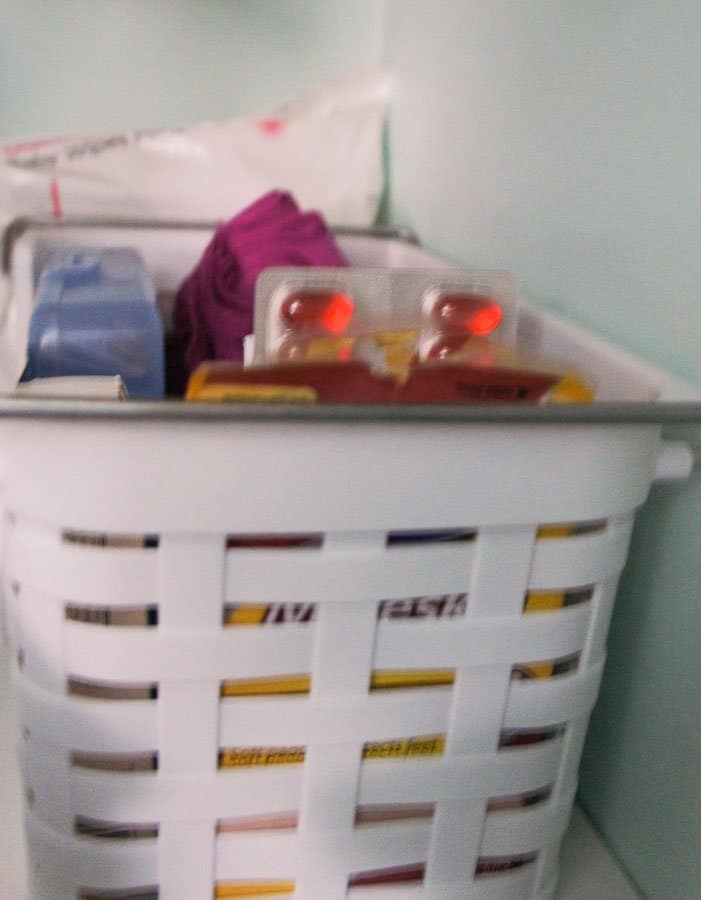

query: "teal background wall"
left=1, top=3, right=700, bottom=897
left=0, top=0, right=384, bottom=136
left=383, top=3, right=701, bottom=897
left=580, top=446, right=701, bottom=898
left=383, top=0, right=701, bottom=386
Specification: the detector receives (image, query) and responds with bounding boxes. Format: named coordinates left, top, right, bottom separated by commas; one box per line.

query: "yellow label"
left=305, top=336, right=355, bottom=361
left=192, top=384, right=317, bottom=404
left=225, top=605, right=270, bottom=626
left=373, top=329, right=418, bottom=380
left=547, top=373, right=595, bottom=405
left=524, top=591, right=566, bottom=612
left=215, top=883, right=294, bottom=898
left=224, top=603, right=316, bottom=626
left=363, top=734, right=445, bottom=760
left=372, top=329, right=419, bottom=348
left=224, top=596, right=467, bottom=627
left=221, top=669, right=455, bottom=698
left=371, top=669, right=454, bottom=690
left=221, top=675, right=311, bottom=697
left=536, top=524, right=574, bottom=539
left=219, top=746, right=306, bottom=768
left=219, top=734, right=445, bottom=769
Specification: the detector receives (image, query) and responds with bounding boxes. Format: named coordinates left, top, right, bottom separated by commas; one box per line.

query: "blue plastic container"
left=25, top=247, right=164, bottom=398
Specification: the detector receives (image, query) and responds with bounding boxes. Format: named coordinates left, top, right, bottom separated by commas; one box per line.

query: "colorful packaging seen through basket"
left=64, top=590, right=584, bottom=702
left=213, top=853, right=538, bottom=896
left=64, top=583, right=579, bottom=765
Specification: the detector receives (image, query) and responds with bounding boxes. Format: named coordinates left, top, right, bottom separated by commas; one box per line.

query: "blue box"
left=26, top=247, right=164, bottom=398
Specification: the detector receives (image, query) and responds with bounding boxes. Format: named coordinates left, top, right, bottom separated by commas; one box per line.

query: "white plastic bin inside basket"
left=1, top=222, right=699, bottom=900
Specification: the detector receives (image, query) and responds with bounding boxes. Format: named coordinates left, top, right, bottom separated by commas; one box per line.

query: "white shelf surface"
left=0, top=640, right=639, bottom=900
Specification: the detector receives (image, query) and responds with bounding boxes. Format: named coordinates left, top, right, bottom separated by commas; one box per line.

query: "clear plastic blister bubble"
left=254, top=267, right=519, bottom=365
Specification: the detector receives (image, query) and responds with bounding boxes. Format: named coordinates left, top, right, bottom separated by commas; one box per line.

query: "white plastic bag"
left=0, top=68, right=391, bottom=229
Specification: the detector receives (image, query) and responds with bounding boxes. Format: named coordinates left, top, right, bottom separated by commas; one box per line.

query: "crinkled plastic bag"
left=0, top=68, right=391, bottom=229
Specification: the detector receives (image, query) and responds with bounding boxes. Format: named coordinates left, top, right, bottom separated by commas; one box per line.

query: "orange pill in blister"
left=280, top=290, right=354, bottom=335
left=431, top=293, right=503, bottom=336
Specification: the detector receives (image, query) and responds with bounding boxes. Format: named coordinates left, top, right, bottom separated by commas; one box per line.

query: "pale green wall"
left=0, top=0, right=384, bottom=137
left=384, top=3, right=701, bottom=897
left=581, top=444, right=701, bottom=897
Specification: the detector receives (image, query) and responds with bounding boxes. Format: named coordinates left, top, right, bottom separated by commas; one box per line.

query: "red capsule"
left=432, top=293, right=503, bottom=336
left=280, top=291, right=354, bottom=335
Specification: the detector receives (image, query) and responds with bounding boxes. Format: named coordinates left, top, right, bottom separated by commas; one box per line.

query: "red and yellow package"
left=186, top=358, right=559, bottom=404
left=426, top=335, right=595, bottom=404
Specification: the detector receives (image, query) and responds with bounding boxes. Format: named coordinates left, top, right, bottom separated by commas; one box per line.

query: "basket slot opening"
left=486, top=785, right=552, bottom=813
left=217, top=802, right=445, bottom=833
left=222, top=593, right=468, bottom=629
left=362, top=733, right=445, bottom=761
left=221, top=645, right=571, bottom=700
left=354, top=803, right=435, bottom=827
left=354, top=787, right=552, bottom=828
left=75, top=816, right=158, bottom=840
left=62, top=530, right=159, bottom=549
left=221, top=675, right=311, bottom=698
left=220, top=665, right=458, bottom=698
left=70, top=751, right=158, bottom=772
left=476, top=852, right=538, bottom=878
left=219, top=865, right=554, bottom=893
left=512, top=652, right=580, bottom=681
left=369, top=668, right=455, bottom=692
left=217, top=813, right=298, bottom=834
left=219, top=745, right=306, bottom=769
left=524, top=587, right=594, bottom=613
left=379, top=593, right=468, bottom=621
left=226, top=533, right=323, bottom=550
left=66, top=604, right=158, bottom=627
left=536, top=519, right=608, bottom=540
left=219, top=734, right=446, bottom=768
left=223, top=602, right=316, bottom=627
left=499, top=724, right=566, bottom=749
left=225, top=871, right=441, bottom=892
left=386, top=528, right=477, bottom=547
left=68, top=677, right=158, bottom=701
left=215, top=883, right=294, bottom=897
left=349, top=864, right=425, bottom=887
left=79, top=890, right=158, bottom=900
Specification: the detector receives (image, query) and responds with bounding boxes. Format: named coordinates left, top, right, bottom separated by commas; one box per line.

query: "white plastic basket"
left=1, top=223, right=699, bottom=900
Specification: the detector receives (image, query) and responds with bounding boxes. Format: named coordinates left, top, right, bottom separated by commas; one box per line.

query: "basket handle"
left=1, top=215, right=420, bottom=275
left=654, top=440, right=696, bottom=482
left=0, top=216, right=419, bottom=325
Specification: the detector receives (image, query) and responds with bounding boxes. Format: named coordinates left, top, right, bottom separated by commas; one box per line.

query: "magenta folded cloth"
left=174, top=190, right=348, bottom=374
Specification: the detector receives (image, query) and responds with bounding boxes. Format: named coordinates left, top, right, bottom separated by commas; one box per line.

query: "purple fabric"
left=174, top=191, right=348, bottom=374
